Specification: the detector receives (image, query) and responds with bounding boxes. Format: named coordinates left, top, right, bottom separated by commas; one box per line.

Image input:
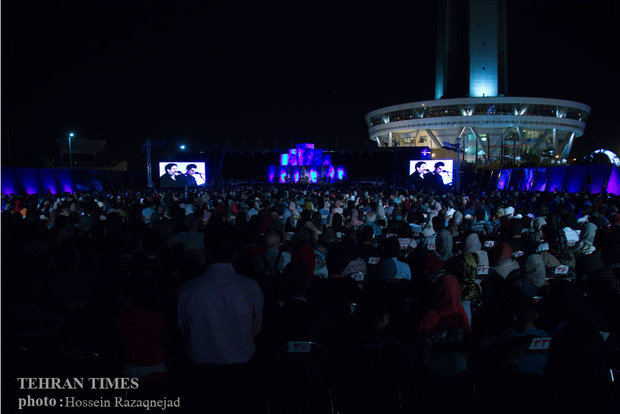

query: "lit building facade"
left=366, top=0, right=590, bottom=163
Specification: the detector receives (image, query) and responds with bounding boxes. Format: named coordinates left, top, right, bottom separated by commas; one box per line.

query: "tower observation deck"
left=365, top=0, right=590, bottom=163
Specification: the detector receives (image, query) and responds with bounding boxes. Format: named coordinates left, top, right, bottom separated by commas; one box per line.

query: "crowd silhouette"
left=2, top=184, right=619, bottom=413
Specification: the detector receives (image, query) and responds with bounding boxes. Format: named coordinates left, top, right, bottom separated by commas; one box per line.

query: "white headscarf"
left=523, top=254, right=547, bottom=288
left=376, top=204, right=386, bottom=220
left=573, top=222, right=597, bottom=256
left=422, top=213, right=436, bottom=237
left=463, top=233, right=489, bottom=266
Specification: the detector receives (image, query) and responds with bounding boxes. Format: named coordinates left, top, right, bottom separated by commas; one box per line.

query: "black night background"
left=2, top=1, right=620, bottom=167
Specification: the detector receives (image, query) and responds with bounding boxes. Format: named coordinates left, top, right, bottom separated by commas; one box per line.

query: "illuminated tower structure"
left=366, top=0, right=589, bottom=163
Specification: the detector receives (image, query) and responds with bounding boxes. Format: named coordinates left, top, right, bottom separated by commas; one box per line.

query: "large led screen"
left=158, top=161, right=206, bottom=188
left=409, top=159, right=454, bottom=186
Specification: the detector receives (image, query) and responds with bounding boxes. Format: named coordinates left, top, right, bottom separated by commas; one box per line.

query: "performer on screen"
left=160, top=163, right=183, bottom=188
left=427, top=162, right=447, bottom=188
left=184, top=164, right=199, bottom=187
left=410, top=161, right=428, bottom=188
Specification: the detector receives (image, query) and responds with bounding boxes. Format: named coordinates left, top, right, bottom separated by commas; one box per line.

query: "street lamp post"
left=68, top=132, right=75, bottom=168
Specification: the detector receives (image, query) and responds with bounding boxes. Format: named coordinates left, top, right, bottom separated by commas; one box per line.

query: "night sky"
left=2, top=0, right=619, bottom=168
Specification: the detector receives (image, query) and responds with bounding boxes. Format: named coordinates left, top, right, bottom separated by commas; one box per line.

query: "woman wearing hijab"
left=546, top=226, right=576, bottom=269
left=288, top=201, right=298, bottom=216
left=430, top=201, right=442, bottom=216
left=376, top=203, right=387, bottom=228
left=463, top=233, right=489, bottom=266
left=491, top=242, right=520, bottom=279
left=434, top=229, right=454, bottom=263
left=418, top=274, right=471, bottom=334
left=452, top=210, right=464, bottom=226
left=573, top=222, right=597, bottom=256
left=422, top=214, right=437, bottom=247
left=459, top=252, right=482, bottom=305
left=514, top=254, right=547, bottom=297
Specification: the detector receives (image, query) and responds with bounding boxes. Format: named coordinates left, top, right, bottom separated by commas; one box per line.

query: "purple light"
left=56, top=169, right=73, bottom=193
left=606, top=166, right=620, bottom=195
left=497, top=169, right=511, bottom=190
left=289, top=149, right=298, bottom=166
left=1, top=168, right=18, bottom=195
left=293, top=170, right=300, bottom=183
left=268, top=166, right=276, bottom=183
left=18, top=168, right=42, bottom=195
left=297, top=149, right=305, bottom=166
left=532, top=169, right=547, bottom=192
left=565, top=166, right=587, bottom=193
left=586, top=165, right=610, bottom=194
left=38, top=169, right=58, bottom=195
left=547, top=167, right=566, bottom=193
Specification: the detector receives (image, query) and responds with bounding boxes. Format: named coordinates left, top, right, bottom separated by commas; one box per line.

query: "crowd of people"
left=2, top=183, right=620, bottom=413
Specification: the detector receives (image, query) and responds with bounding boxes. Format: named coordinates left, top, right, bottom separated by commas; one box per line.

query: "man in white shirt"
left=177, top=224, right=263, bottom=412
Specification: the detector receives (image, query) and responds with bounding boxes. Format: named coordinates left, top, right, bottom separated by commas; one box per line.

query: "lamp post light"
left=68, top=132, right=75, bottom=168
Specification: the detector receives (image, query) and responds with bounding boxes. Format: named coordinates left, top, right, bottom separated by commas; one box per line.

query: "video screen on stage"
left=409, top=159, right=454, bottom=186
left=158, top=161, right=206, bottom=188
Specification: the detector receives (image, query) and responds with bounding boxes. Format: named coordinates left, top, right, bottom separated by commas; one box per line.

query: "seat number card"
left=528, top=338, right=551, bottom=350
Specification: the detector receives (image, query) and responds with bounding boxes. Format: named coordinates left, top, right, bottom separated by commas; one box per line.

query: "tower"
left=367, top=0, right=589, bottom=164
left=435, top=0, right=508, bottom=99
